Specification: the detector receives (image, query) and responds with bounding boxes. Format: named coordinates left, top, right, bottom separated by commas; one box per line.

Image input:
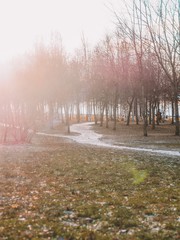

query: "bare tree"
left=114, top=0, right=149, bottom=136
left=144, top=0, right=180, bottom=135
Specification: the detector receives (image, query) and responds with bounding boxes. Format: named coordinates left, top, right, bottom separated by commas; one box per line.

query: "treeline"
left=0, top=0, right=179, bottom=143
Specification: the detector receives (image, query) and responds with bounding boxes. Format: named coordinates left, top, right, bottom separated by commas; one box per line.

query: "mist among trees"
left=0, top=0, right=179, bottom=143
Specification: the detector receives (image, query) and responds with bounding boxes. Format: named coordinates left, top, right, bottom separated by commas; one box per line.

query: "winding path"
left=37, top=122, right=180, bottom=157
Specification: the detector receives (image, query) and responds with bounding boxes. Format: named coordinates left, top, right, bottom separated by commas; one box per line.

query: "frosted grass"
left=37, top=122, right=180, bottom=157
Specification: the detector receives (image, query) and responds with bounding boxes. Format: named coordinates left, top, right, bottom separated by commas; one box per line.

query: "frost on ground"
left=37, top=122, right=180, bottom=157
left=0, top=122, right=180, bottom=239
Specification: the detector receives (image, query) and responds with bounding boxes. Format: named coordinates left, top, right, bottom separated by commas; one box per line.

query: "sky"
left=0, top=0, right=121, bottom=63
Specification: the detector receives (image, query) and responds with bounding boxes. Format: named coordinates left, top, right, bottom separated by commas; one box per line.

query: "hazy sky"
left=0, top=0, right=121, bottom=62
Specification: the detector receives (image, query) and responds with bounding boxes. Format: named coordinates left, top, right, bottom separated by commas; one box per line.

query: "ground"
left=0, top=122, right=180, bottom=239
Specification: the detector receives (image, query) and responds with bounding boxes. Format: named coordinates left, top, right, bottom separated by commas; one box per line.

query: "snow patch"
left=37, top=122, right=180, bottom=157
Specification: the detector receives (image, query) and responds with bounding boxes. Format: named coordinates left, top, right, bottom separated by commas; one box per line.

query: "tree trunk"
left=142, top=86, right=147, bottom=136
left=93, top=99, right=98, bottom=125
left=48, top=101, right=54, bottom=129
left=100, top=102, right=105, bottom=127
left=60, top=106, right=65, bottom=124
left=152, top=104, right=156, bottom=130
left=126, top=98, right=134, bottom=126
left=113, top=89, right=118, bottom=131
left=171, top=100, right=175, bottom=125
left=149, top=101, right=152, bottom=125
left=105, top=103, right=109, bottom=128
left=156, top=102, right=160, bottom=125
left=65, top=105, right=70, bottom=133
left=76, top=101, right=80, bottom=123
left=134, top=97, right=139, bottom=125
left=174, top=95, right=179, bottom=136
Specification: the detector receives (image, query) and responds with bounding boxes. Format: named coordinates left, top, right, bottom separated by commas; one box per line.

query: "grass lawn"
left=0, top=123, right=180, bottom=239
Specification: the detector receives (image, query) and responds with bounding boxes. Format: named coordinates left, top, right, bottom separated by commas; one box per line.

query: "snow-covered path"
left=37, top=122, right=180, bottom=157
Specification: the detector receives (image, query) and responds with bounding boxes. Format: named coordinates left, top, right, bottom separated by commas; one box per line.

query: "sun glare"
left=0, top=0, right=117, bottom=63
